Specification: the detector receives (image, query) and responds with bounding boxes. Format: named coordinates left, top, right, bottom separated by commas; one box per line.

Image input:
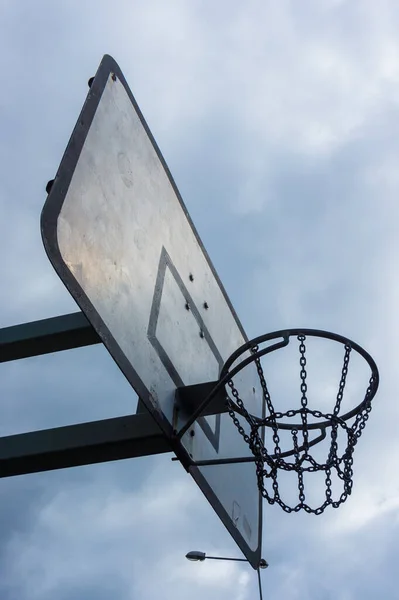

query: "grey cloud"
left=1, top=0, right=398, bottom=599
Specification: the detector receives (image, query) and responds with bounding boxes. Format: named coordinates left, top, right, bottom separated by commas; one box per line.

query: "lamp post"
left=185, top=551, right=268, bottom=599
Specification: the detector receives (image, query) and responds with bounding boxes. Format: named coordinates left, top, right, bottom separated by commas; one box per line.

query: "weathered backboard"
left=41, top=55, right=263, bottom=567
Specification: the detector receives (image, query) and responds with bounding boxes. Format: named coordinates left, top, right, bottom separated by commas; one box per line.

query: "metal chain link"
left=298, top=335, right=309, bottom=455
left=225, top=334, right=375, bottom=514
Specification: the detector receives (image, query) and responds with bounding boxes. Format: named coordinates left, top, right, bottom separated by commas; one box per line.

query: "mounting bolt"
left=46, top=179, right=54, bottom=194
left=185, top=302, right=190, bottom=311
left=203, top=302, right=209, bottom=309
left=189, top=273, right=194, bottom=282
left=88, top=77, right=94, bottom=88
left=111, top=72, right=117, bottom=82
left=199, top=330, right=205, bottom=339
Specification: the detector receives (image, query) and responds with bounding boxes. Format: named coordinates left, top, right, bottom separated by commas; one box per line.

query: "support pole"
left=0, top=312, right=101, bottom=363
left=0, top=413, right=171, bottom=478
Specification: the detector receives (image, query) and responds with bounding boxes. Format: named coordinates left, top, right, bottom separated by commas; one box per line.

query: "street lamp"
left=186, top=550, right=268, bottom=568
left=185, top=550, right=268, bottom=600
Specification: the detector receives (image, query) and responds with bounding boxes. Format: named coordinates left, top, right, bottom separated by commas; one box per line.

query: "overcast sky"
left=1, top=1, right=398, bottom=599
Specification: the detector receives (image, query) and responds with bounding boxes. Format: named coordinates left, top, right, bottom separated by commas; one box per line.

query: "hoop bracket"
left=175, top=381, right=227, bottom=423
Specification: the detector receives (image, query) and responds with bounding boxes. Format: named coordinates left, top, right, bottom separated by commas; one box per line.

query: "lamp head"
left=186, top=551, right=206, bottom=562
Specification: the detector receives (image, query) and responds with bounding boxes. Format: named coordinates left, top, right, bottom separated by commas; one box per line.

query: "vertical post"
left=257, top=568, right=263, bottom=600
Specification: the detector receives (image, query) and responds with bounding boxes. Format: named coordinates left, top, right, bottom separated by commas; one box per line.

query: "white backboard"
left=41, top=55, right=263, bottom=567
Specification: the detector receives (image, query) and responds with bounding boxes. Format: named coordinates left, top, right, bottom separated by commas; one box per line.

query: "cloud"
left=0, top=460, right=252, bottom=600
left=1, top=0, right=398, bottom=599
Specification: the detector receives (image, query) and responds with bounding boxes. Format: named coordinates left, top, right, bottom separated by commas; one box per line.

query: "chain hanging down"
left=225, top=331, right=378, bottom=515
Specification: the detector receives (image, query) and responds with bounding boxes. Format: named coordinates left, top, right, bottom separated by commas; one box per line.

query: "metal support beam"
left=175, top=381, right=227, bottom=418
left=0, top=413, right=171, bottom=478
left=0, top=312, right=101, bottom=362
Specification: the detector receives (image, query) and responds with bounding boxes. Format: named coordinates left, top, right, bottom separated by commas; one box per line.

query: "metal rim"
left=220, top=328, right=379, bottom=431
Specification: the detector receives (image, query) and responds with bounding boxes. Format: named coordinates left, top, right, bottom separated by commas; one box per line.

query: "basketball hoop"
left=176, top=328, right=379, bottom=515
left=221, top=329, right=379, bottom=514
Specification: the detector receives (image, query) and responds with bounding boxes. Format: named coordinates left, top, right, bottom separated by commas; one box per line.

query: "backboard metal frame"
left=40, top=55, right=263, bottom=568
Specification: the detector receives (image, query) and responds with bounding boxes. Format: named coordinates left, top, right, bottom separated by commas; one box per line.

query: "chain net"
left=226, top=334, right=377, bottom=514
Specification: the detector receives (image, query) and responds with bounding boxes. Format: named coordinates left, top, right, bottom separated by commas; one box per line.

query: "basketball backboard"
left=41, top=55, right=263, bottom=567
